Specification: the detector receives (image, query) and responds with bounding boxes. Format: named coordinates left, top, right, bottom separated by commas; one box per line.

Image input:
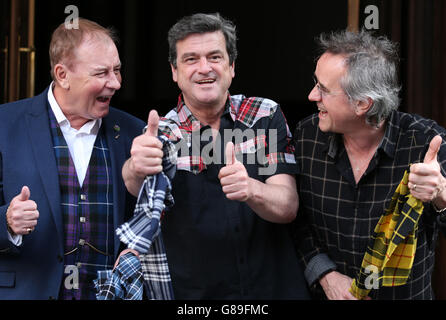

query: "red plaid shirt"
left=159, top=94, right=295, bottom=175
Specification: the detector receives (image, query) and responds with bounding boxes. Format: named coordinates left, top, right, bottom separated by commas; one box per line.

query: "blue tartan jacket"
left=0, top=87, right=145, bottom=299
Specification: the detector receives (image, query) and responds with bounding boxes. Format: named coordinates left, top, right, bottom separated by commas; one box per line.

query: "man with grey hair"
left=122, top=13, right=309, bottom=299
left=293, top=29, right=446, bottom=300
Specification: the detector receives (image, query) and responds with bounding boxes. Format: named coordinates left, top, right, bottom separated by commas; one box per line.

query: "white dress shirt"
left=47, top=83, right=102, bottom=186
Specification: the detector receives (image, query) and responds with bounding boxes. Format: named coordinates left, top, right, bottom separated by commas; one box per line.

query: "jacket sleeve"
left=0, top=152, right=21, bottom=255
left=291, top=203, right=337, bottom=287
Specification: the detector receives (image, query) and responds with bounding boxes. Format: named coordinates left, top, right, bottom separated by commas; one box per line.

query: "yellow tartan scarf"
left=350, top=170, right=424, bottom=299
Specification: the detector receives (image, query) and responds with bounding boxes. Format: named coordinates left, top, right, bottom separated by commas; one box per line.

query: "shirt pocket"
left=234, top=134, right=267, bottom=155
left=176, top=156, right=207, bottom=175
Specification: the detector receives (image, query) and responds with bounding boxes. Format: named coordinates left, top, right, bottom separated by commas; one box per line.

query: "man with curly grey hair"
left=293, top=29, right=446, bottom=300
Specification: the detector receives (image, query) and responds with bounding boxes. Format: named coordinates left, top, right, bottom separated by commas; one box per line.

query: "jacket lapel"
left=103, top=115, right=127, bottom=258
left=25, top=88, right=63, bottom=246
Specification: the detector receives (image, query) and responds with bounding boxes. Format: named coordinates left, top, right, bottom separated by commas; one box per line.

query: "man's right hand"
left=123, top=110, right=163, bottom=196
left=6, top=186, right=39, bottom=235
left=319, top=271, right=367, bottom=300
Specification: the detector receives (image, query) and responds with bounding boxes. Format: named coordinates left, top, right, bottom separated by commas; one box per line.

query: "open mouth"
left=96, top=96, right=112, bottom=104
left=318, top=107, right=328, bottom=117
left=196, top=79, right=216, bottom=85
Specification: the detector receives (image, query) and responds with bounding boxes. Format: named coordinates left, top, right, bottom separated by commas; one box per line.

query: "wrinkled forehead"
left=71, top=34, right=120, bottom=67
left=315, top=53, right=348, bottom=83
left=317, top=52, right=347, bottom=71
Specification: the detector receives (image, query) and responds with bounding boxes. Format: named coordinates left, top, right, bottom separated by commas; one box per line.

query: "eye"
left=316, top=85, right=330, bottom=96
left=209, top=55, right=222, bottom=62
left=313, top=77, right=329, bottom=94
left=184, top=57, right=198, bottom=64
left=95, top=71, right=107, bottom=77
left=320, top=86, right=330, bottom=94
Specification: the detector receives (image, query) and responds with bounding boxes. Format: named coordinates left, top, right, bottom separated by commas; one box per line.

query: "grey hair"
left=168, top=13, right=238, bottom=68
left=318, top=29, right=401, bottom=127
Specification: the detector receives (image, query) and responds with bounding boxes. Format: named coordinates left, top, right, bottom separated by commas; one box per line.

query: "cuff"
left=304, top=253, right=337, bottom=287
left=7, top=232, right=22, bottom=247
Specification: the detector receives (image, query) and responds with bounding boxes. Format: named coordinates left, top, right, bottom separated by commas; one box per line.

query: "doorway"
left=0, top=0, right=35, bottom=104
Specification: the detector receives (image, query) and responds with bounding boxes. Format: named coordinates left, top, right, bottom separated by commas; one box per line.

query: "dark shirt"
left=158, top=94, right=309, bottom=299
left=293, top=110, right=446, bottom=300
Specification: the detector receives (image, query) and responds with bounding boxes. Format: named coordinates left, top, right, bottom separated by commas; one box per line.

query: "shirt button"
left=79, top=239, right=85, bottom=246
left=80, top=217, right=86, bottom=223
left=80, top=194, right=86, bottom=201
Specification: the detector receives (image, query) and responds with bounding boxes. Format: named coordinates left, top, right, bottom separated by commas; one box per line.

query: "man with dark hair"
left=293, top=29, right=446, bottom=300
left=122, top=13, right=309, bottom=299
left=0, top=18, right=145, bottom=299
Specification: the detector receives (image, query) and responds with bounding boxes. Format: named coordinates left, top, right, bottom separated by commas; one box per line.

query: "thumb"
left=18, top=186, right=30, bottom=201
left=424, top=135, right=442, bottom=164
left=225, top=142, right=237, bottom=166
left=146, top=110, right=159, bottom=137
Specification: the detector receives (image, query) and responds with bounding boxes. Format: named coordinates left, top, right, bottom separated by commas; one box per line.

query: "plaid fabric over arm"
left=350, top=170, right=424, bottom=299
left=95, top=135, right=176, bottom=300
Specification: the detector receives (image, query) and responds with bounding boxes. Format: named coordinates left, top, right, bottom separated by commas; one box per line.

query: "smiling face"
left=308, top=52, right=359, bottom=134
left=54, top=35, right=122, bottom=129
left=171, top=31, right=235, bottom=112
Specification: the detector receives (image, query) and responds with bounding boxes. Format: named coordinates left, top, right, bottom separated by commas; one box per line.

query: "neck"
left=343, top=120, right=386, bottom=154
left=187, top=103, right=225, bottom=130
left=53, top=85, right=89, bottom=130
left=343, top=121, right=387, bottom=183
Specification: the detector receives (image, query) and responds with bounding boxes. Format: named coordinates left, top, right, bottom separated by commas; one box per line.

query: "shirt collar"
left=174, top=93, right=235, bottom=129
left=47, top=82, right=102, bottom=134
left=377, top=110, right=398, bottom=159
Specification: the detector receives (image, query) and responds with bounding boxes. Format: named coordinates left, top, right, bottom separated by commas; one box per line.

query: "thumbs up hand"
left=409, top=135, right=446, bottom=203
left=146, top=109, right=160, bottom=137
left=127, top=110, right=164, bottom=180
left=218, top=142, right=252, bottom=202
left=6, top=186, right=39, bottom=235
left=225, top=141, right=237, bottom=166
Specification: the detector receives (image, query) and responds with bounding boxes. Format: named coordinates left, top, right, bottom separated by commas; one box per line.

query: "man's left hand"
left=409, top=135, right=446, bottom=204
left=218, top=142, right=252, bottom=202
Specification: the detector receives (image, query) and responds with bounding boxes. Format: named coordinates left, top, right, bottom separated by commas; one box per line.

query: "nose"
left=308, top=84, right=321, bottom=102
left=107, top=71, right=122, bottom=91
left=198, top=57, right=212, bottom=74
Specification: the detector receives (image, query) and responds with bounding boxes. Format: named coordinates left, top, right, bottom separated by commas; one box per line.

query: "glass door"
left=1, top=0, right=35, bottom=103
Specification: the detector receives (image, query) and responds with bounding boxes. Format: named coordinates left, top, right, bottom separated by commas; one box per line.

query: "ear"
left=170, top=63, right=178, bottom=83
left=53, top=64, right=70, bottom=90
left=230, top=61, right=235, bottom=78
left=355, top=97, right=373, bottom=116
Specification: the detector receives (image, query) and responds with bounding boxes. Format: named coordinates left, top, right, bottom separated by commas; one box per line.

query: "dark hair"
left=168, top=13, right=237, bottom=68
